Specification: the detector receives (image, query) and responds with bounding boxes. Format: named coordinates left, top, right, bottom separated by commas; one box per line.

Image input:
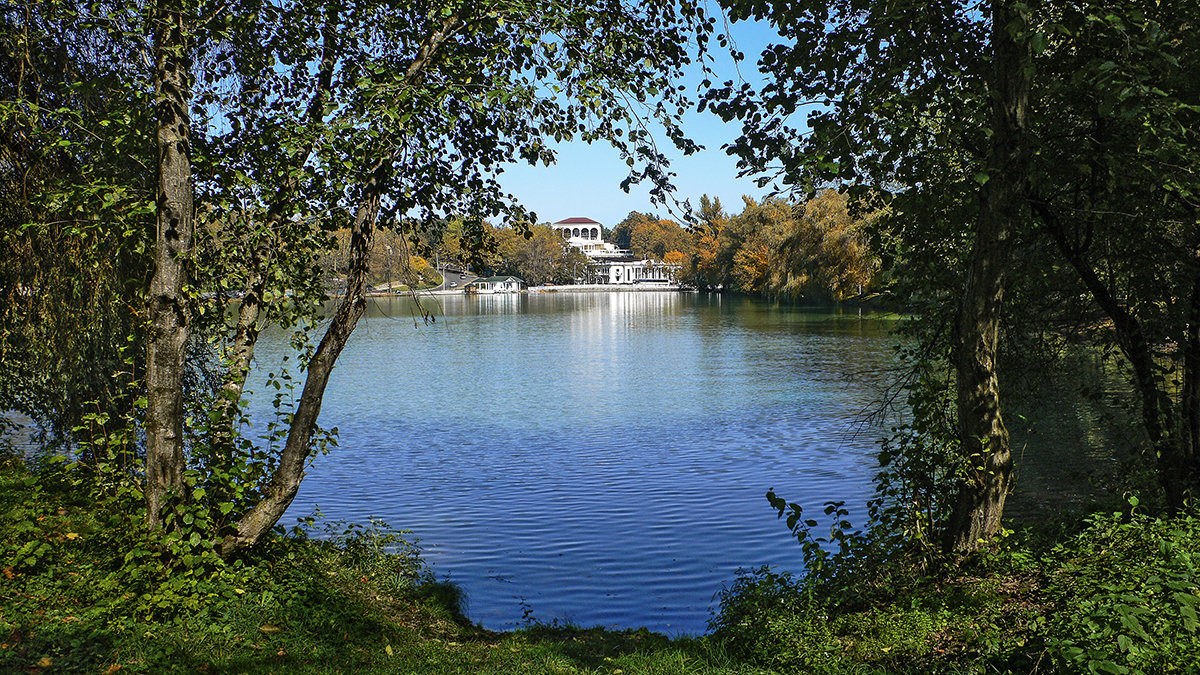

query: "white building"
left=468, top=275, right=525, bottom=294
left=551, top=217, right=680, bottom=285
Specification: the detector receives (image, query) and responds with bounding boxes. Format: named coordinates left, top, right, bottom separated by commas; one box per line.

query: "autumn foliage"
left=688, top=190, right=877, bottom=301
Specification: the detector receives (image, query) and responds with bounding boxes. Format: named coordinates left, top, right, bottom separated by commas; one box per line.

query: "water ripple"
left=249, top=294, right=895, bottom=634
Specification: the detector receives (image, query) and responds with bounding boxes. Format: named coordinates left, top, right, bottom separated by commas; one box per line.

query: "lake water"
left=247, top=291, right=899, bottom=634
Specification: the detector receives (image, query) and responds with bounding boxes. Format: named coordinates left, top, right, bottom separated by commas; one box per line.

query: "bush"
left=1043, top=501, right=1200, bottom=675
left=709, top=567, right=848, bottom=672
left=709, top=566, right=950, bottom=674
left=0, top=458, right=459, bottom=672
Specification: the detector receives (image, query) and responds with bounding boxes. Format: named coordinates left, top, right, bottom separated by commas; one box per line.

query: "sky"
left=497, top=18, right=790, bottom=229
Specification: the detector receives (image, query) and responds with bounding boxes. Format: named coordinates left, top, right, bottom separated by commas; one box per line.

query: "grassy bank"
left=4, top=448, right=1199, bottom=674
left=0, top=455, right=765, bottom=674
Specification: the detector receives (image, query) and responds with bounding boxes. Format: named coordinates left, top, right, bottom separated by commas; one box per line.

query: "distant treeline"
left=317, top=189, right=878, bottom=299
left=319, top=220, right=589, bottom=288
left=618, top=190, right=879, bottom=301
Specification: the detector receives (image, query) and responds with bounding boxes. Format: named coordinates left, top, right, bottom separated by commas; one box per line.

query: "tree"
left=710, top=0, right=1029, bottom=552
left=724, top=196, right=789, bottom=294
left=942, top=0, right=1031, bottom=553
left=6, top=0, right=715, bottom=553
left=793, top=190, right=876, bottom=300
left=211, top=0, right=716, bottom=554
left=0, top=0, right=154, bottom=449
left=716, top=0, right=1200, bottom=540
left=691, top=192, right=877, bottom=300
left=145, top=0, right=195, bottom=526
left=494, top=224, right=587, bottom=286
left=612, top=211, right=657, bottom=250
left=692, top=195, right=729, bottom=289
left=1025, top=0, right=1200, bottom=510
left=628, top=217, right=692, bottom=261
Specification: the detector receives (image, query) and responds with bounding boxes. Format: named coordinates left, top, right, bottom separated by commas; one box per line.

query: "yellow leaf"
left=385, top=644, right=394, bottom=657
left=38, top=657, right=54, bottom=667
left=259, top=624, right=281, bottom=634
left=65, top=532, right=80, bottom=540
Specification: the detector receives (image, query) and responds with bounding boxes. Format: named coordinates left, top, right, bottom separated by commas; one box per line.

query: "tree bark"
left=145, top=0, right=194, bottom=527
left=943, top=0, right=1030, bottom=554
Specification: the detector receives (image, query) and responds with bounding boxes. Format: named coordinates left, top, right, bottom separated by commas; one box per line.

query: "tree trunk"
left=943, top=0, right=1030, bottom=554
left=145, top=0, right=193, bottom=527
left=211, top=12, right=465, bottom=554
left=221, top=161, right=384, bottom=553
left=1033, top=200, right=1193, bottom=511
left=1179, top=259, right=1200, bottom=508
left=216, top=3, right=339, bottom=418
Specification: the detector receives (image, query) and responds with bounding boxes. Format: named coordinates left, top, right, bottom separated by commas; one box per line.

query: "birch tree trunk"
left=145, top=0, right=194, bottom=527
left=221, top=162, right=383, bottom=553
left=220, top=14, right=463, bottom=554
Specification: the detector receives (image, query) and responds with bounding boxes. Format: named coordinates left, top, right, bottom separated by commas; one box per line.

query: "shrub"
left=1043, top=500, right=1200, bottom=675
left=709, top=567, right=850, bottom=673
left=709, top=566, right=948, bottom=673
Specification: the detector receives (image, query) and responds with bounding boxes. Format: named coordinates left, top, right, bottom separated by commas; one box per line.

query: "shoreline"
left=361, top=283, right=690, bottom=297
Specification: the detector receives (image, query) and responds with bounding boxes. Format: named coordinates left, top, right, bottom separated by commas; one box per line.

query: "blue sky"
left=498, top=18, right=788, bottom=228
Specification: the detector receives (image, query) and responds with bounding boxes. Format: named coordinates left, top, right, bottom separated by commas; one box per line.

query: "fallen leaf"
left=38, top=657, right=53, bottom=667
left=259, top=624, right=281, bottom=634
left=385, top=644, right=394, bottom=657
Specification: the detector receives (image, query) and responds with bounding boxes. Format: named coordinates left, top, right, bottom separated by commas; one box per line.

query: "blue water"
left=247, top=292, right=896, bottom=634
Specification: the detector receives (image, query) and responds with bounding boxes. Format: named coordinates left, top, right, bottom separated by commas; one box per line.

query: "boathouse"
left=468, top=276, right=525, bottom=294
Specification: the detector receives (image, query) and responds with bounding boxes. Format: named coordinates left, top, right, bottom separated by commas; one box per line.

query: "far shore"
left=358, top=283, right=690, bottom=297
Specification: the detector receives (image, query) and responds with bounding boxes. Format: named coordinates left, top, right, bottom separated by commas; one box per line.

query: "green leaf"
left=1032, top=32, right=1048, bottom=54
left=1115, top=633, right=1133, bottom=652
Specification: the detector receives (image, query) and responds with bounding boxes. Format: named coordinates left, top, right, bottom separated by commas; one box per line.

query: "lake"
left=247, top=291, right=899, bottom=634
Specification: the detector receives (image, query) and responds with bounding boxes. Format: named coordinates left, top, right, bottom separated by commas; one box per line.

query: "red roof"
left=553, top=217, right=601, bottom=225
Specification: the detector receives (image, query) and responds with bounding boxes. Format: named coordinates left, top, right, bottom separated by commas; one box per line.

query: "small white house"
left=468, top=275, right=526, bottom=294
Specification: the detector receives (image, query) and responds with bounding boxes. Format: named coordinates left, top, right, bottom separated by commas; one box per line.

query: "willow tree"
left=0, top=1, right=154, bottom=447
left=708, top=0, right=1031, bottom=552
